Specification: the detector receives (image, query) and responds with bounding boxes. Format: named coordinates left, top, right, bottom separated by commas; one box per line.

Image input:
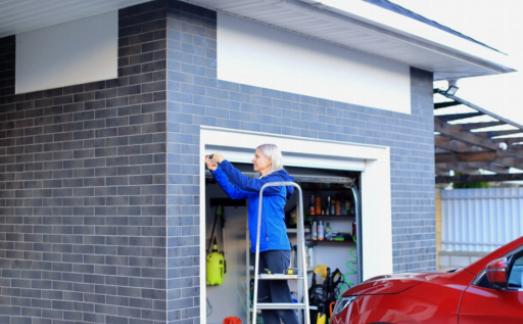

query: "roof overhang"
left=0, top=0, right=153, bottom=37
left=0, top=0, right=516, bottom=80
left=181, top=0, right=516, bottom=80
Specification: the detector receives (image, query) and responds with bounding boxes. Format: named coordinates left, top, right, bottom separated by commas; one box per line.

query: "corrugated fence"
left=441, top=188, right=523, bottom=252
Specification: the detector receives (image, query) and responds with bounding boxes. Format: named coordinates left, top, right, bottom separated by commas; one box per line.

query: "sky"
left=392, top=0, right=523, bottom=125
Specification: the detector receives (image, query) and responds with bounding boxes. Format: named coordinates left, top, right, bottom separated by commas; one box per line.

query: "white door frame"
left=199, top=126, right=392, bottom=322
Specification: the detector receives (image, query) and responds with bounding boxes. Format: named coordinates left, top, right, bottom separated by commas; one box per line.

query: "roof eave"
left=2, top=0, right=515, bottom=81
left=305, top=0, right=516, bottom=80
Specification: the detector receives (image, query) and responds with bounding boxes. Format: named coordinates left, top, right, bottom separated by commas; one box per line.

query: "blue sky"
left=393, top=0, right=523, bottom=125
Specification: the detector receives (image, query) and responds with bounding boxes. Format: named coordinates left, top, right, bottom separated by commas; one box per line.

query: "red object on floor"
left=223, top=316, right=241, bottom=324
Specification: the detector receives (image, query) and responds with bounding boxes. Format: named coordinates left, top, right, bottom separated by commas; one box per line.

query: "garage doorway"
left=199, top=126, right=392, bottom=322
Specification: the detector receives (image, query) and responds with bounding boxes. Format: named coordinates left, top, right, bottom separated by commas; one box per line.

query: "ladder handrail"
left=252, top=181, right=311, bottom=324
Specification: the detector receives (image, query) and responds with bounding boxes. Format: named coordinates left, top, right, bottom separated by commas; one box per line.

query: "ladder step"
left=256, top=303, right=307, bottom=310
left=258, top=274, right=303, bottom=280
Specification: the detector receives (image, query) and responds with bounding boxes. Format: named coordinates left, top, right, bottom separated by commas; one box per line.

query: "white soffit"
left=0, top=0, right=154, bottom=38
left=181, top=0, right=516, bottom=80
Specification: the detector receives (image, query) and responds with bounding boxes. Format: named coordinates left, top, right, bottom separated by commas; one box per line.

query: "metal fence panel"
left=441, top=188, right=523, bottom=252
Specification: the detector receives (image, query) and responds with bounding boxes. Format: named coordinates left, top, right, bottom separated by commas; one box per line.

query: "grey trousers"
left=257, top=250, right=300, bottom=324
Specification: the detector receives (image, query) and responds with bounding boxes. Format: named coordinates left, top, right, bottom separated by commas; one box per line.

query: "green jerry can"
left=206, top=243, right=225, bottom=286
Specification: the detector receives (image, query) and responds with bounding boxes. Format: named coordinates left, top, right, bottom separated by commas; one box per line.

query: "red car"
left=331, top=236, right=523, bottom=324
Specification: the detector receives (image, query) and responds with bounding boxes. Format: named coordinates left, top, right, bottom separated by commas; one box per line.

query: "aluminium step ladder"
left=251, top=181, right=311, bottom=324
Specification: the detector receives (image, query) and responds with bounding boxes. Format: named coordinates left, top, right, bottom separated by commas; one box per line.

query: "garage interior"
left=204, top=165, right=361, bottom=323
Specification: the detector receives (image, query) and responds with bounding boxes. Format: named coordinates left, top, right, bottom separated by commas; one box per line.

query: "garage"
left=2, top=0, right=515, bottom=322
left=200, top=127, right=392, bottom=322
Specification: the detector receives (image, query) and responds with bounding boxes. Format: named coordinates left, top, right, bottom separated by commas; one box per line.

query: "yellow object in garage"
left=206, top=242, right=225, bottom=286
left=316, top=312, right=326, bottom=324
left=313, top=264, right=328, bottom=280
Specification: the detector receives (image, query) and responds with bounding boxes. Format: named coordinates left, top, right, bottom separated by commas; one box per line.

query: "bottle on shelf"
left=326, top=196, right=331, bottom=215
left=330, top=197, right=336, bottom=216
left=335, top=198, right=341, bottom=216
left=325, top=222, right=332, bottom=240
left=309, top=194, right=315, bottom=216
left=345, top=200, right=351, bottom=216
left=312, top=221, right=318, bottom=240
left=317, top=221, right=324, bottom=241
left=315, top=195, right=322, bottom=216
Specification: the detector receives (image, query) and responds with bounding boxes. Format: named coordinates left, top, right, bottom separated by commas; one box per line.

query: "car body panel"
left=332, top=236, right=523, bottom=324
left=459, top=285, right=523, bottom=324
left=332, top=276, right=466, bottom=324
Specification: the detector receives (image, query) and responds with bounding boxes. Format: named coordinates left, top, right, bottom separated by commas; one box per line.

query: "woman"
left=205, top=144, right=299, bottom=324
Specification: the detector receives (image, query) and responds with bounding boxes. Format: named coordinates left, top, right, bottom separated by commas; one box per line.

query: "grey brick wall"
left=165, top=3, right=217, bottom=323
left=1, top=0, right=435, bottom=323
left=0, top=1, right=168, bottom=323
left=165, top=2, right=434, bottom=323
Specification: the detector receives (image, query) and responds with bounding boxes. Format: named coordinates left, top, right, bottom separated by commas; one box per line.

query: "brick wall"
left=165, top=2, right=435, bottom=322
left=1, top=1, right=435, bottom=323
left=165, top=3, right=217, bottom=323
left=0, top=1, right=168, bottom=323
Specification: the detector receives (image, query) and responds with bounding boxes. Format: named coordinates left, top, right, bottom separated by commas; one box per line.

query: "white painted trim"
left=311, top=0, right=514, bottom=72
left=199, top=130, right=207, bottom=323
left=206, top=143, right=366, bottom=171
left=199, top=126, right=392, bottom=321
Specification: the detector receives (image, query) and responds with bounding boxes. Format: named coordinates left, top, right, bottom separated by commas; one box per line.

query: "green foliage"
left=453, top=181, right=490, bottom=189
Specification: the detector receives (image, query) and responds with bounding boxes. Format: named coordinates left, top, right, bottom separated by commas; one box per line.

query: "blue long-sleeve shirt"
left=212, top=160, right=294, bottom=252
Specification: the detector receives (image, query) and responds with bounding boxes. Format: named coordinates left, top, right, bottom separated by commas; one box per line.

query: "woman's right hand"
left=205, top=155, right=218, bottom=171
left=212, top=153, right=224, bottom=163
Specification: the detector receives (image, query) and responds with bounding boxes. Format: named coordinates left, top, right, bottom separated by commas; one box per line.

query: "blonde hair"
left=256, top=143, right=283, bottom=172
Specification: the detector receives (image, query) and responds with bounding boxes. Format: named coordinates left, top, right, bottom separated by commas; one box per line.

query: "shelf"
left=306, top=215, right=353, bottom=221
left=300, top=182, right=354, bottom=190
left=310, top=239, right=355, bottom=245
left=286, top=228, right=310, bottom=234
left=249, top=265, right=313, bottom=273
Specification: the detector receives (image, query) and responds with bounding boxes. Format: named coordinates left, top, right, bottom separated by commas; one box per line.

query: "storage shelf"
left=249, top=265, right=313, bottom=273
left=286, top=228, right=310, bottom=234
left=306, top=215, right=354, bottom=221
left=310, top=239, right=355, bottom=245
left=300, top=182, right=354, bottom=190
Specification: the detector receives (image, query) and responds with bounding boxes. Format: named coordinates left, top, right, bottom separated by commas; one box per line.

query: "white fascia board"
left=307, top=0, right=516, bottom=74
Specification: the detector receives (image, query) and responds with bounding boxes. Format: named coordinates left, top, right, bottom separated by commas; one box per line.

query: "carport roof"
left=434, top=89, right=523, bottom=184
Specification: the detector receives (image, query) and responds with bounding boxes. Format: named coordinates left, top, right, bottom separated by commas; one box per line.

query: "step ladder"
left=251, top=181, right=311, bottom=324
